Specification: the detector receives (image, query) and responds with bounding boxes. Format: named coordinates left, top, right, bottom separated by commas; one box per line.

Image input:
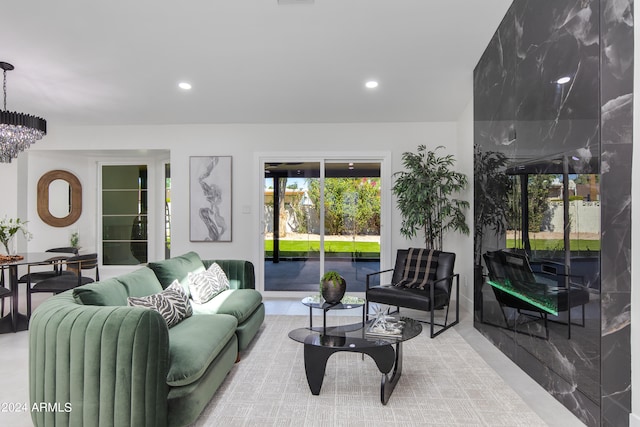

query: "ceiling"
left=2, top=0, right=512, bottom=126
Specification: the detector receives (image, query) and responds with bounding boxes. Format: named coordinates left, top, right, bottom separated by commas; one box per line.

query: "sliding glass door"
left=263, top=159, right=381, bottom=293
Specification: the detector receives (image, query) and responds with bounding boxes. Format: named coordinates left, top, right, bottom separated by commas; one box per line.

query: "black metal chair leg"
left=544, top=313, right=549, bottom=340
left=0, top=267, right=5, bottom=317
left=26, top=279, right=32, bottom=319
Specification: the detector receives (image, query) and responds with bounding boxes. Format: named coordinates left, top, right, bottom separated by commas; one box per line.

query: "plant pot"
left=321, top=276, right=346, bottom=304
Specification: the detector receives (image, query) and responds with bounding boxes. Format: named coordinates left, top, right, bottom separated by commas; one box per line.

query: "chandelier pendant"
left=0, top=61, right=47, bottom=164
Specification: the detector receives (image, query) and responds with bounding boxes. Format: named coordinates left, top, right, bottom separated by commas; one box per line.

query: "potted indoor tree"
left=392, top=145, right=469, bottom=250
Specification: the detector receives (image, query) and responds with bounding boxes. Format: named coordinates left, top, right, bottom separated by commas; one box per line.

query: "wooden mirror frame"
left=37, top=170, right=82, bottom=227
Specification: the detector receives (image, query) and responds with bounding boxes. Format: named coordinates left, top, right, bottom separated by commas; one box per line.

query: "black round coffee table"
left=288, top=316, right=422, bottom=404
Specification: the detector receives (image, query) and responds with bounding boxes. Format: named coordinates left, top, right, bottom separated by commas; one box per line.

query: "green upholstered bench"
left=29, top=252, right=265, bottom=427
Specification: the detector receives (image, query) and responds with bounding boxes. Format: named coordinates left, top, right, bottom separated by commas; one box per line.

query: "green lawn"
left=507, top=239, right=600, bottom=251
left=264, top=240, right=380, bottom=257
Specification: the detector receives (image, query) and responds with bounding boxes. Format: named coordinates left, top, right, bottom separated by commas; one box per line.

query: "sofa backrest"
left=73, top=267, right=164, bottom=306
left=202, top=259, right=255, bottom=290
left=148, top=251, right=205, bottom=295
left=72, top=252, right=251, bottom=306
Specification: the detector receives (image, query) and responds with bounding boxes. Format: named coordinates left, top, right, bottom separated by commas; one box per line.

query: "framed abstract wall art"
left=189, top=156, right=232, bottom=242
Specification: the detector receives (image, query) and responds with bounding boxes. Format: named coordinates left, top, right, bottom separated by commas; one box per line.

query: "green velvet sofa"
left=29, top=252, right=265, bottom=427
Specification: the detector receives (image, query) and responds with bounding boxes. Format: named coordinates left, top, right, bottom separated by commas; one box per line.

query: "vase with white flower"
left=0, top=217, right=32, bottom=255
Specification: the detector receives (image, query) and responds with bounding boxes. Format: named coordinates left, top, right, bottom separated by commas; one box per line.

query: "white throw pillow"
left=187, top=262, right=230, bottom=304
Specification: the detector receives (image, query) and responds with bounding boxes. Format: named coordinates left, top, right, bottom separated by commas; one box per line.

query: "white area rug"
left=192, top=315, right=547, bottom=426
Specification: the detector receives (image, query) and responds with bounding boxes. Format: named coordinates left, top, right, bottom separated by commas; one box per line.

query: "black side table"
left=301, top=295, right=365, bottom=331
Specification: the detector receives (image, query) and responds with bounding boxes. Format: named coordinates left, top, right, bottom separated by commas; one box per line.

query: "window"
left=263, top=160, right=382, bottom=292
left=101, top=165, right=148, bottom=265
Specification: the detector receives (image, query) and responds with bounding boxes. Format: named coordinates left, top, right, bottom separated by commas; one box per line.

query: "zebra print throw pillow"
left=127, top=280, right=193, bottom=328
left=187, top=262, right=230, bottom=304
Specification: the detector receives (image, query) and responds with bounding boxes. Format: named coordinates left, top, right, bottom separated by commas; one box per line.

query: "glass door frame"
left=97, top=157, right=167, bottom=276
left=255, top=151, right=392, bottom=298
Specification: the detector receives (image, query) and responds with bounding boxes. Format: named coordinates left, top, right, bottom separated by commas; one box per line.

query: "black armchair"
left=365, top=248, right=459, bottom=338
left=483, top=250, right=590, bottom=339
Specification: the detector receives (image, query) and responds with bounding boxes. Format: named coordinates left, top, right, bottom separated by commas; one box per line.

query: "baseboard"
left=630, top=412, right=640, bottom=427
left=458, top=294, right=473, bottom=314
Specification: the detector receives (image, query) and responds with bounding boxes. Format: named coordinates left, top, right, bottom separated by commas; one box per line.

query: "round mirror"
left=37, top=170, right=82, bottom=227
left=48, top=179, right=71, bottom=218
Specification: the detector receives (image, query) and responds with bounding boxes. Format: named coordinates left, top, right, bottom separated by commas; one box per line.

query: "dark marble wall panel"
left=474, top=0, right=634, bottom=426
left=474, top=6, right=516, bottom=151
left=599, top=1, right=633, bottom=425
left=514, top=0, right=600, bottom=158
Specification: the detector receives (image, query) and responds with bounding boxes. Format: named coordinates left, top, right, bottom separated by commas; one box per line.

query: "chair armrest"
left=429, top=273, right=460, bottom=313
left=29, top=292, right=170, bottom=427
left=203, top=259, right=255, bottom=290
left=365, top=268, right=394, bottom=290
left=534, top=260, right=587, bottom=286
left=533, top=271, right=587, bottom=288
left=431, top=272, right=459, bottom=286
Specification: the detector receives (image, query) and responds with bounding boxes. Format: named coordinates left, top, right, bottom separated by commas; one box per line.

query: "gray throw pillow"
left=127, top=280, right=193, bottom=327
left=187, top=262, right=230, bottom=304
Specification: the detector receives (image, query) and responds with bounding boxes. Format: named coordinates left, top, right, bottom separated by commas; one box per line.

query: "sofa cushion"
left=116, top=267, right=164, bottom=297
left=73, top=277, right=129, bottom=306
left=128, top=281, right=193, bottom=328
left=166, top=313, right=238, bottom=387
left=191, top=289, right=262, bottom=323
left=148, top=251, right=205, bottom=295
left=188, top=262, right=230, bottom=304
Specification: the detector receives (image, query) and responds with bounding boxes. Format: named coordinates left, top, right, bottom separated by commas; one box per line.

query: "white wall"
left=8, top=121, right=474, bottom=284
left=23, top=150, right=169, bottom=270
left=455, top=98, right=475, bottom=312
left=0, top=157, right=30, bottom=252
left=0, top=160, right=18, bottom=220
left=25, top=151, right=96, bottom=253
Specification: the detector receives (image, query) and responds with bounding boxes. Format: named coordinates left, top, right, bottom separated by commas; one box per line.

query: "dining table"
left=0, top=252, right=76, bottom=334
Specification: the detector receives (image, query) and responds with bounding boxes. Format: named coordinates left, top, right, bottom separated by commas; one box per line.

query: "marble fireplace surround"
left=473, top=1, right=633, bottom=426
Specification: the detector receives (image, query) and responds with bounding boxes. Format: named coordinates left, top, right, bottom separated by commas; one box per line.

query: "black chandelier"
left=0, top=61, right=47, bottom=163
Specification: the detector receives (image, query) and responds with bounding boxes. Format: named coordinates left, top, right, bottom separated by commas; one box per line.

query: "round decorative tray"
left=0, top=254, right=24, bottom=263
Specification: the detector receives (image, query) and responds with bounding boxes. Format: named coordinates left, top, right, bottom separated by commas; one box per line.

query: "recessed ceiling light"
left=365, top=80, right=379, bottom=89
left=556, top=76, right=571, bottom=85
left=178, top=82, right=192, bottom=90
